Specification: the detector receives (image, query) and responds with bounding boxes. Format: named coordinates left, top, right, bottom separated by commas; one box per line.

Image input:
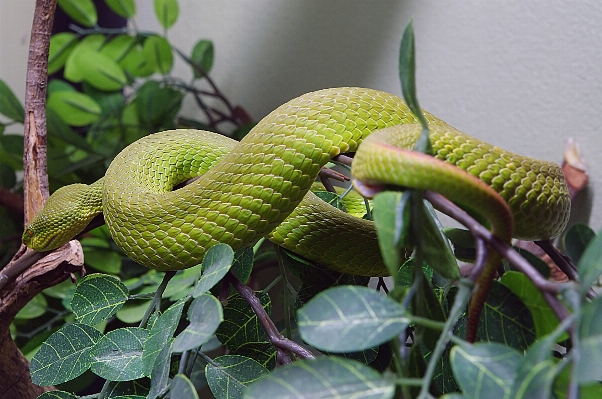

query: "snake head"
left=22, top=182, right=104, bottom=251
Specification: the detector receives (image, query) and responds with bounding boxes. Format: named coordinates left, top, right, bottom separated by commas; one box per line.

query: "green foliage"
left=0, top=5, right=597, bottom=399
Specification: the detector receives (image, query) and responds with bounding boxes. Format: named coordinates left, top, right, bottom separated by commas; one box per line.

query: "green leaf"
left=173, top=294, right=223, bottom=352
left=100, top=35, right=136, bottom=63
left=443, top=227, right=476, bottom=262
left=15, top=293, right=47, bottom=320
left=298, top=285, right=409, bottom=352
left=192, top=243, right=234, bottom=297
left=105, top=0, right=136, bottom=18
left=63, top=34, right=106, bottom=83
left=30, top=323, right=102, bottom=385
left=230, top=246, right=255, bottom=284
left=563, top=223, right=595, bottom=265
left=0, top=79, right=24, bottom=123
left=454, top=281, right=536, bottom=350
left=142, top=35, right=173, bottom=74
left=82, top=246, right=122, bottom=274
left=135, top=80, right=182, bottom=129
left=419, top=201, right=460, bottom=280
left=48, top=32, right=78, bottom=75
left=116, top=299, right=153, bottom=324
left=57, top=0, right=98, bottom=27
left=47, top=90, right=101, bottom=126
left=509, top=359, right=557, bottom=399
left=372, top=191, right=411, bottom=275
left=216, top=292, right=271, bottom=353
left=0, top=164, right=16, bottom=189
left=450, top=342, right=521, bottom=399
left=142, top=298, right=186, bottom=375
left=314, top=191, right=346, bottom=211
left=170, top=374, right=199, bottom=399
left=206, top=355, right=269, bottom=399
left=90, top=327, right=148, bottom=381
left=577, top=226, right=602, bottom=294
left=36, top=391, right=79, bottom=399
left=154, top=0, right=179, bottom=29
left=46, top=108, right=96, bottom=153
left=75, top=48, right=128, bottom=91
left=190, top=39, right=214, bottom=77
left=574, top=295, right=602, bottom=384
left=71, top=274, right=129, bottom=325
left=501, top=271, right=562, bottom=339
left=148, top=340, right=173, bottom=399
left=244, top=357, right=395, bottom=399
left=119, top=41, right=155, bottom=78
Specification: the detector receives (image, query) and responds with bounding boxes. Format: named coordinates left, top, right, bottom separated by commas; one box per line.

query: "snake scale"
left=23, top=88, right=570, bottom=338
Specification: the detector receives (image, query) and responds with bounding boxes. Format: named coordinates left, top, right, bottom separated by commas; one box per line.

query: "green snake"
left=23, top=87, right=570, bottom=337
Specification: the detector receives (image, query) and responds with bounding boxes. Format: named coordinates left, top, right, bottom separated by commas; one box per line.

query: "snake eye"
left=24, top=228, right=34, bottom=237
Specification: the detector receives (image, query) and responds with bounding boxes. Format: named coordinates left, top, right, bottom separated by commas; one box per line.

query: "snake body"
left=23, top=87, right=570, bottom=277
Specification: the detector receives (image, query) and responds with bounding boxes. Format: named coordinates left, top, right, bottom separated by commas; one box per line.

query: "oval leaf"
left=75, top=48, right=127, bottom=91
left=451, top=342, right=522, bottom=399
left=105, top=0, right=136, bottom=18
left=206, top=355, right=268, bottom=399
left=191, top=39, right=214, bottom=77
left=36, top=391, right=79, bottom=399
left=154, top=0, right=179, bottom=29
left=170, top=374, right=199, bottom=399
left=244, top=357, right=395, bottom=399
left=142, top=35, right=173, bottom=74
left=298, top=285, right=409, bottom=352
left=90, top=327, right=148, bottom=381
left=48, top=32, right=78, bottom=75
left=47, top=90, right=101, bottom=126
left=71, top=273, right=129, bottom=325
left=30, top=323, right=103, bottom=386
left=192, top=243, right=234, bottom=297
left=173, top=294, right=223, bottom=352
left=63, top=34, right=106, bottom=83
left=142, top=298, right=186, bottom=375
left=57, top=0, right=98, bottom=27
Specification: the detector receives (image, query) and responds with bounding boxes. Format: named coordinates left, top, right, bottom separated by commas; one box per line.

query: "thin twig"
left=535, top=240, right=579, bottom=281
left=226, top=271, right=314, bottom=363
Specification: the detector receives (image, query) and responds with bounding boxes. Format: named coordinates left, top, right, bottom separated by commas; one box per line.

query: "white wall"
left=1, top=1, right=599, bottom=233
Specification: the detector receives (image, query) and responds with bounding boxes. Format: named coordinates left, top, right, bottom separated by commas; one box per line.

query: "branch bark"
left=0, top=1, right=86, bottom=397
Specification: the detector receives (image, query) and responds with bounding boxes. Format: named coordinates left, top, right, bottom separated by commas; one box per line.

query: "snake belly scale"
left=23, top=87, right=570, bottom=277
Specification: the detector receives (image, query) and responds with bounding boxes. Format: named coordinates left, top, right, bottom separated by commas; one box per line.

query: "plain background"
left=1, top=1, right=600, bottom=233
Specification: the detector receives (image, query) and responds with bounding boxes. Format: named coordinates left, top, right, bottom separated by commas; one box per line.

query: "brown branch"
left=226, top=272, right=315, bottom=364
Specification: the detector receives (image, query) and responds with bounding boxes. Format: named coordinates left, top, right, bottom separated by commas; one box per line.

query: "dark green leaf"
left=47, top=90, right=101, bottom=126
left=173, top=294, right=223, bottom=352
left=501, top=271, right=562, bottom=339
left=577, top=226, right=602, bottom=294
left=206, top=355, right=269, bottom=399
left=71, top=273, right=129, bottom=325
left=191, top=39, right=214, bottom=77
left=170, top=374, right=199, bottom=399
left=0, top=134, right=23, bottom=169
left=30, top=323, right=102, bottom=385
left=36, top=392, right=79, bottom=399
left=100, top=35, right=136, bottom=64
left=0, top=79, right=24, bottom=122
left=444, top=227, right=476, bottom=262
left=230, top=246, right=254, bottom=284
left=244, top=357, right=395, bottom=399
left=451, top=342, right=521, bottom=399
left=142, top=35, right=173, bottom=74
left=0, top=164, right=16, bottom=189
left=90, top=327, right=148, bottom=381
left=82, top=246, right=122, bottom=274
left=46, top=108, right=96, bottom=153
left=142, top=298, right=186, bottom=375
left=15, top=293, right=47, bottom=320
left=454, top=281, right=535, bottom=350
left=314, top=191, right=346, bottom=211
left=563, top=223, right=595, bottom=265
left=105, top=0, right=136, bottom=18
left=298, top=285, right=409, bottom=352
left=135, top=80, right=182, bottom=129
left=57, top=0, right=97, bottom=27
left=216, top=292, right=271, bottom=353
left=372, top=191, right=411, bottom=275
left=419, top=201, right=460, bottom=280
left=154, top=0, right=179, bottom=29
left=148, top=340, right=173, bottom=399
left=192, top=243, right=234, bottom=297
left=48, top=32, right=78, bottom=75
